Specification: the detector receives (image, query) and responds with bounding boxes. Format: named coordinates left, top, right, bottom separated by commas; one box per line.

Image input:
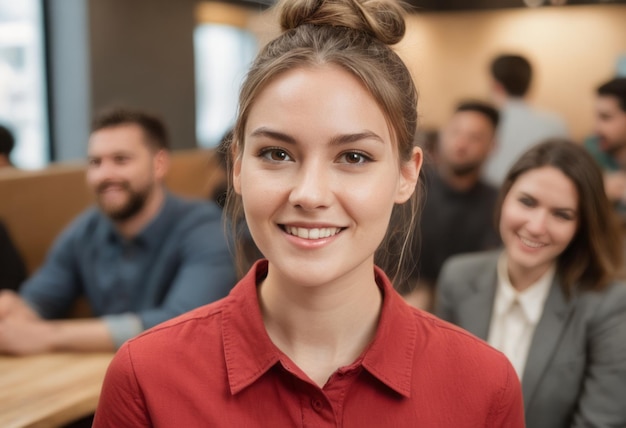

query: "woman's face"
left=233, top=65, right=421, bottom=287
left=500, top=166, right=579, bottom=282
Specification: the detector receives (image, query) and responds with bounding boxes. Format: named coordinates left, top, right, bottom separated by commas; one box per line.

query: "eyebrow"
left=519, top=192, right=577, bottom=213
left=87, top=150, right=134, bottom=160
left=249, top=127, right=385, bottom=146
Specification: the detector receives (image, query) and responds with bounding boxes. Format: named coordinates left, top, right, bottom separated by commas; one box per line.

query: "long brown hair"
left=224, top=0, right=423, bottom=285
left=495, top=139, right=623, bottom=292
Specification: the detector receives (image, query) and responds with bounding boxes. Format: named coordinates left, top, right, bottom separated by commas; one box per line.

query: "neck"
left=438, top=164, right=480, bottom=191
left=259, top=263, right=382, bottom=387
left=114, top=185, right=165, bottom=239
left=507, top=259, right=552, bottom=292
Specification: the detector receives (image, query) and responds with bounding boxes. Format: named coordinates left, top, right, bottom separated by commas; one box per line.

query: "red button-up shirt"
left=94, top=260, right=524, bottom=427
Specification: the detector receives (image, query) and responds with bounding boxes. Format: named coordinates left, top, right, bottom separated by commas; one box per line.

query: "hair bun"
left=279, top=0, right=406, bottom=45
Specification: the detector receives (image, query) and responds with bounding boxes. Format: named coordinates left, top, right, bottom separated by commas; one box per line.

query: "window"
left=194, top=20, right=257, bottom=148
left=0, top=0, right=48, bottom=169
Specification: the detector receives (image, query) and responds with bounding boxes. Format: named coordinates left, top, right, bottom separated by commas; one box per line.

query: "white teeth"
left=520, top=236, right=545, bottom=248
left=286, top=226, right=340, bottom=240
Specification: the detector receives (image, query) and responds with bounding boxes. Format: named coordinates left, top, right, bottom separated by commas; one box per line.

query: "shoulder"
left=125, top=295, right=228, bottom=354
left=578, top=280, right=626, bottom=318
left=440, top=250, right=499, bottom=280
left=52, top=206, right=104, bottom=244
left=528, top=106, right=568, bottom=134
left=410, top=308, right=518, bottom=389
left=163, top=195, right=224, bottom=238
left=167, top=194, right=222, bottom=221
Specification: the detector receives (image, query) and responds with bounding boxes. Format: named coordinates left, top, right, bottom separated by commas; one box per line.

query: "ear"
left=153, top=149, right=170, bottom=180
left=232, top=147, right=243, bottom=195
left=395, top=146, right=423, bottom=204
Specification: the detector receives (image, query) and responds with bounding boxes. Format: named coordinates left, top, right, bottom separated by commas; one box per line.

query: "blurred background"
left=0, top=0, right=624, bottom=169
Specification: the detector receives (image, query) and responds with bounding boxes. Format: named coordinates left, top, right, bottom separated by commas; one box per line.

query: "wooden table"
left=0, top=352, right=114, bottom=428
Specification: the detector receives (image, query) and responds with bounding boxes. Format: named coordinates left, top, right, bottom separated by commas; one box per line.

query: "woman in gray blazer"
left=436, top=139, right=626, bottom=428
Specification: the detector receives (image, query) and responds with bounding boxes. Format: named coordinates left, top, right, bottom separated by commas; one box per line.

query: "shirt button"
left=311, top=398, right=323, bottom=413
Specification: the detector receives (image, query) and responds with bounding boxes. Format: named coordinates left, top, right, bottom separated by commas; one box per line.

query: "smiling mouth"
left=519, top=236, right=547, bottom=249
left=282, top=225, right=343, bottom=240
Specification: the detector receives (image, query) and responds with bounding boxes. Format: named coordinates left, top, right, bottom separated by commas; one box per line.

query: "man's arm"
left=0, top=289, right=117, bottom=354
left=19, top=216, right=87, bottom=318
left=0, top=315, right=115, bottom=355
left=570, top=284, right=626, bottom=427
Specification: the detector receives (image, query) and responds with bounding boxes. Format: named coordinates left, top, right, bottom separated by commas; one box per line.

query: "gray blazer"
left=435, top=250, right=626, bottom=428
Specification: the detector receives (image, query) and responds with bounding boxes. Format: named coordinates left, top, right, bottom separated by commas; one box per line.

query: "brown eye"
left=259, top=147, right=293, bottom=162
left=339, top=151, right=371, bottom=164
left=270, top=150, right=288, bottom=161
left=346, top=153, right=362, bottom=163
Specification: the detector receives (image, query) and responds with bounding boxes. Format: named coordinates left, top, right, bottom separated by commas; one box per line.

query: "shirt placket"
left=502, top=299, right=528, bottom=378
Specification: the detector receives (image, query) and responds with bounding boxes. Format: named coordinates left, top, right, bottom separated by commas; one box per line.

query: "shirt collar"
left=221, top=260, right=417, bottom=398
left=495, top=254, right=554, bottom=324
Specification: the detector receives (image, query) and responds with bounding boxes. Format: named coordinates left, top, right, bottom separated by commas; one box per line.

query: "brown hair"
left=92, top=107, right=170, bottom=151
left=224, top=0, right=422, bottom=284
left=495, top=139, right=623, bottom=292
left=490, top=54, right=532, bottom=97
left=597, top=77, right=626, bottom=113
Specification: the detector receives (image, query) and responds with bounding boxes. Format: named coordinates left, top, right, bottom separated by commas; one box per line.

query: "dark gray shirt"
left=411, top=166, right=501, bottom=287
left=20, top=193, right=236, bottom=347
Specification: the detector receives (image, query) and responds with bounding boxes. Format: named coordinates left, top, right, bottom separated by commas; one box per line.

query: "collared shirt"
left=20, top=192, right=236, bottom=347
left=408, top=166, right=500, bottom=289
left=584, top=135, right=620, bottom=172
left=93, top=260, right=524, bottom=428
left=487, top=254, right=554, bottom=378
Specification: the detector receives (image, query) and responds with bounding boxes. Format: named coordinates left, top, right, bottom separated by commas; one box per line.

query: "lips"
left=97, top=181, right=130, bottom=194
left=283, top=226, right=342, bottom=240
left=519, top=235, right=547, bottom=249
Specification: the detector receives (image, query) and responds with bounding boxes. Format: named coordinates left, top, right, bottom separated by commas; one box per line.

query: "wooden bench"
left=0, top=148, right=219, bottom=275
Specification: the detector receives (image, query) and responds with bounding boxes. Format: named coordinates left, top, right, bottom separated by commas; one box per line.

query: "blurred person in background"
left=0, top=107, right=236, bottom=355
left=0, top=123, right=16, bottom=168
left=402, top=101, right=501, bottom=310
left=437, top=139, right=626, bottom=428
left=0, top=124, right=29, bottom=290
left=0, top=219, right=27, bottom=291
left=483, top=54, right=568, bottom=186
left=584, top=77, right=626, bottom=216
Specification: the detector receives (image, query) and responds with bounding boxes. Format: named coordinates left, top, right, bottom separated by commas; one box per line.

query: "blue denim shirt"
left=20, top=193, right=236, bottom=348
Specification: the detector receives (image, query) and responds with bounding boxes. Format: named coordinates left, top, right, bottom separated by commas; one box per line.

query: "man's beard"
left=96, top=181, right=151, bottom=222
left=448, top=161, right=482, bottom=177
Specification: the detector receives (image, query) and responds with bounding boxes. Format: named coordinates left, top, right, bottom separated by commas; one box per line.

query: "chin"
left=101, top=204, right=133, bottom=221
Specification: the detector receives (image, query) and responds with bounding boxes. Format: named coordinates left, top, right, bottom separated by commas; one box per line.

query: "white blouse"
left=487, top=254, right=554, bottom=379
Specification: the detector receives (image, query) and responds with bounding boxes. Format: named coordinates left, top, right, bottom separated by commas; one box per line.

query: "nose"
left=525, top=209, right=548, bottom=236
left=87, top=160, right=118, bottom=186
left=288, top=160, right=332, bottom=210
left=451, top=136, right=470, bottom=154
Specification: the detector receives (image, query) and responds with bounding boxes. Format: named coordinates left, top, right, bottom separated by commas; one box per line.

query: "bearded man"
left=584, top=78, right=626, bottom=213
left=402, top=101, right=501, bottom=311
left=0, top=108, right=236, bottom=355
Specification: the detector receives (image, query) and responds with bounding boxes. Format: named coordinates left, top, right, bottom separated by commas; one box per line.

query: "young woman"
left=93, top=1, right=524, bottom=426
left=436, top=139, right=626, bottom=428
